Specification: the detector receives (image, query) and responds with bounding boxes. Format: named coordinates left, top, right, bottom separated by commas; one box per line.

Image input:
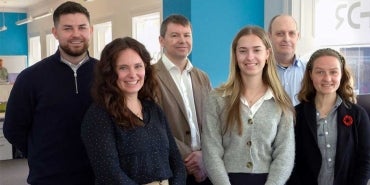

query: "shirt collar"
left=334, top=95, right=343, bottom=108
left=277, top=55, right=304, bottom=68
left=292, top=55, right=305, bottom=67
left=264, top=87, right=274, bottom=100
left=222, top=86, right=274, bottom=100
left=162, top=54, right=193, bottom=72
left=60, top=55, right=89, bottom=68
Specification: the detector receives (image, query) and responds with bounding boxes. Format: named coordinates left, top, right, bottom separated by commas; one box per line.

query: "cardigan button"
left=248, top=119, right=253, bottom=125
left=246, top=162, right=253, bottom=168
left=246, top=141, right=252, bottom=146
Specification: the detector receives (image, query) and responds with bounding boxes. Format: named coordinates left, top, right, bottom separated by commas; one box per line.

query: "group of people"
left=2, top=1, right=369, bottom=185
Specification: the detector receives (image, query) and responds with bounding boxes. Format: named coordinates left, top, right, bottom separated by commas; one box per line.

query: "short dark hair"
left=53, top=1, right=90, bottom=26
left=160, top=14, right=191, bottom=37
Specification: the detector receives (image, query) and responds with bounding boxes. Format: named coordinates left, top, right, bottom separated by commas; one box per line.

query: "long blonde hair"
left=216, top=26, right=294, bottom=135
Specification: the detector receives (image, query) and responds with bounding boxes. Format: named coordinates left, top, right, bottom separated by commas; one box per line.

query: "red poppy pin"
left=343, top=115, right=353, bottom=127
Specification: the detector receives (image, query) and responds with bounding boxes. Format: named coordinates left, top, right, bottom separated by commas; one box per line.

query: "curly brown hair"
left=92, top=37, right=159, bottom=129
left=298, top=48, right=356, bottom=104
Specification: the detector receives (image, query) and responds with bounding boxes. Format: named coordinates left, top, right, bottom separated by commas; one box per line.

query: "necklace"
left=244, top=86, right=267, bottom=106
left=135, top=103, right=143, bottom=119
left=127, top=99, right=143, bottom=119
left=247, top=95, right=261, bottom=106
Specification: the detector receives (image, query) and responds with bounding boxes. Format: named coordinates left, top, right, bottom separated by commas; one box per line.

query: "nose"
left=127, top=67, right=136, bottom=77
left=246, top=51, right=255, bottom=60
left=178, top=35, right=186, bottom=43
left=71, top=28, right=80, bottom=37
left=282, top=33, right=290, bottom=41
left=322, top=72, right=331, bottom=81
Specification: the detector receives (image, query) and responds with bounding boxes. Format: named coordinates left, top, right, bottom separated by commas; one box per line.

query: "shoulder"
left=143, top=100, right=164, bottom=114
left=85, top=103, right=110, bottom=120
left=340, top=102, right=369, bottom=120
left=82, top=103, right=114, bottom=129
left=294, top=102, right=306, bottom=111
left=86, top=57, right=98, bottom=66
left=209, top=89, right=224, bottom=100
left=191, top=67, right=209, bottom=78
left=14, top=56, right=54, bottom=85
left=294, top=102, right=316, bottom=121
left=207, top=90, right=228, bottom=109
left=293, top=57, right=306, bottom=70
left=190, top=67, right=211, bottom=87
left=153, top=60, right=164, bottom=70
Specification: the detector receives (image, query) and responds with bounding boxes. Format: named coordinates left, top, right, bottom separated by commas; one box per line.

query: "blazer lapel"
left=190, top=70, right=202, bottom=126
left=304, top=102, right=319, bottom=144
left=335, top=104, right=352, bottom=175
left=156, top=60, right=189, bottom=122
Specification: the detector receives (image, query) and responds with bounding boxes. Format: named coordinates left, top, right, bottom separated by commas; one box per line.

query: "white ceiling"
left=0, top=0, right=46, bottom=11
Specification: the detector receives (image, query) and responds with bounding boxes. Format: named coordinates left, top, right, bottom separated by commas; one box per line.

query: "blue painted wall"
left=163, top=1, right=264, bottom=87
left=0, top=12, right=28, bottom=55
left=163, top=0, right=191, bottom=19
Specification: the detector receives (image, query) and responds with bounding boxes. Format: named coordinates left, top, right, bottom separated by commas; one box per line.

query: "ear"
left=159, top=36, right=165, bottom=48
left=266, top=48, right=271, bottom=60
left=52, top=27, right=58, bottom=40
left=89, top=25, right=93, bottom=35
left=268, top=32, right=273, bottom=40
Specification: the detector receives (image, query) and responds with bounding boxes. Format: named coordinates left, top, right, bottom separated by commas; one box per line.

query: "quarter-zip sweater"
left=4, top=49, right=97, bottom=185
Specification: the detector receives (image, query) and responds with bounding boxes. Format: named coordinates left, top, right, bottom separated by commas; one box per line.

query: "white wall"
left=26, top=0, right=161, bottom=59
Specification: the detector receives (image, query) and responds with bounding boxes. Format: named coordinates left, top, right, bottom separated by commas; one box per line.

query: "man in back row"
left=4, top=1, right=96, bottom=184
left=154, top=14, right=213, bottom=185
left=268, top=14, right=306, bottom=106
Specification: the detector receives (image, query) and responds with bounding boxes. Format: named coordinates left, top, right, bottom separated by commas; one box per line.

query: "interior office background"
left=0, top=0, right=369, bottom=92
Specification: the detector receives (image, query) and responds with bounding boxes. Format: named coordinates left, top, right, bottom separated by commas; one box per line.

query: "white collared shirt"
left=162, top=54, right=201, bottom=151
left=240, top=87, right=274, bottom=117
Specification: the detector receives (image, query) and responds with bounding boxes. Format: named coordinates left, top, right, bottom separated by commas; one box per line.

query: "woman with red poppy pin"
left=287, top=48, right=370, bottom=185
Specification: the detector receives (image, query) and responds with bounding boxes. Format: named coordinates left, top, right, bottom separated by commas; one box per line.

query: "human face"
left=52, top=13, right=92, bottom=57
left=236, top=34, right=270, bottom=77
left=159, top=23, right=192, bottom=63
left=115, top=49, right=145, bottom=97
left=269, top=16, right=299, bottom=58
left=310, top=56, right=342, bottom=96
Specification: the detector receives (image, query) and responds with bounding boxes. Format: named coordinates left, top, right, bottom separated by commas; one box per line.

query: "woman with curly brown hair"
left=81, top=37, right=186, bottom=185
left=287, top=48, right=370, bottom=185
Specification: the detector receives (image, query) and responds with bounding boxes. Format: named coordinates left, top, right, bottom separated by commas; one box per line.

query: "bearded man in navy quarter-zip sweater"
left=4, top=1, right=96, bottom=185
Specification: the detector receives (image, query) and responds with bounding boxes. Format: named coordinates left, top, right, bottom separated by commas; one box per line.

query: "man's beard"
left=59, top=42, right=89, bottom=57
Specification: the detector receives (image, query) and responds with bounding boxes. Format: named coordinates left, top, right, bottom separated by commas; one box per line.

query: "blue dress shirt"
left=276, top=57, right=306, bottom=106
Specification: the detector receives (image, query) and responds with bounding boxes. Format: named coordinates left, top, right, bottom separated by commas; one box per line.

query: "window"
left=93, top=21, right=112, bottom=59
left=46, top=33, right=59, bottom=57
left=340, top=47, right=370, bottom=95
left=28, top=36, right=41, bottom=66
left=132, top=12, right=160, bottom=64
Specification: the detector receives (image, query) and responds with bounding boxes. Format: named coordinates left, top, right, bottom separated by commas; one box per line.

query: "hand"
left=184, top=151, right=207, bottom=182
left=193, top=168, right=207, bottom=183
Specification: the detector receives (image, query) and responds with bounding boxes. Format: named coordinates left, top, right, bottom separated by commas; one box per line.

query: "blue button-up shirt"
left=276, top=57, right=306, bottom=106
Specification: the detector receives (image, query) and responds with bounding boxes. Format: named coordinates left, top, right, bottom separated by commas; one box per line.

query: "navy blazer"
left=287, top=101, right=370, bottom=185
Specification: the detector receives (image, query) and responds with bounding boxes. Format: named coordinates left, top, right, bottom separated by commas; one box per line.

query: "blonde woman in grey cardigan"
left=202, top=26, right=295, bottom=185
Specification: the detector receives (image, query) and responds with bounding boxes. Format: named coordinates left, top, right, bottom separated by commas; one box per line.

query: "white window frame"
left=46, top=33, right=59, bottom=57
left=132, top=12, right=161, bottom=64
left=93, top=21, right=112, bottom=59
left=28, top=36, right=41, bottom=66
